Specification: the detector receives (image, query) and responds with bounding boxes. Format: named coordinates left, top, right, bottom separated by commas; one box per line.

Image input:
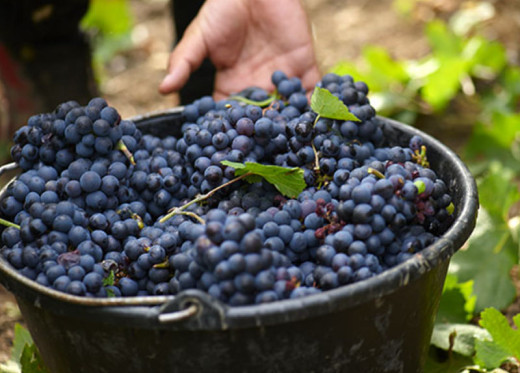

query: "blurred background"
left=1, top=0, right=520, bottom=371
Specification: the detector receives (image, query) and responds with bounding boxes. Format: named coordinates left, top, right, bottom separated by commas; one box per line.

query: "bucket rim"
left=0, top=111, right=479, bottom=328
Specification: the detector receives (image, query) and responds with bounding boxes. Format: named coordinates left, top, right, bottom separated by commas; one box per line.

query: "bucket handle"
left=0, top=162, right=19, bottom=177
left=157, top=290, right=228, bottom=329
left=158, top=303, right=199, bottom=323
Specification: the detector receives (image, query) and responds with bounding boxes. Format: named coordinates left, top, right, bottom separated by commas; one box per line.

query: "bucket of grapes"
left=0, top=71, right=478, bottom=373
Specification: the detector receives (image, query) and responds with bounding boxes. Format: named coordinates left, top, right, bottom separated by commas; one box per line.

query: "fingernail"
left=159, top=73, right=177, bottom=92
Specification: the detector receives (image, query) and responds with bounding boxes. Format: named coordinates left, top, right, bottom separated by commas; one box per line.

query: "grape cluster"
left=0, top=71, right=454, bottom=304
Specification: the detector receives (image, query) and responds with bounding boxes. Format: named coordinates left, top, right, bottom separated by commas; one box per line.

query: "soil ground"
left=1, top=0, right=520, bottom=366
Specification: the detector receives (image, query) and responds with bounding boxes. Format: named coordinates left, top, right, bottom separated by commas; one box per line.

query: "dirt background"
left=1, top=0, right=520, bottom=365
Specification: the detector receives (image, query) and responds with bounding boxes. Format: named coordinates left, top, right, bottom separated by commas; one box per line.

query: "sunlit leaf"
left=421, top=57, right=467, bottom=111
left=475, top=308, right=520, bottom=369
left=431, top=323, right=490, bottom=357
left=477, top=162, right=520, bottom=222
left=426, top=20, right=463, bottom=58
left=310, top=87, right=360, bottom=121
left=20, top=344, right=50, bottom=373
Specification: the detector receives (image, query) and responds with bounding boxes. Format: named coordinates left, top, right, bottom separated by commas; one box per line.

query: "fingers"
left=159, top=23, right=208, bottom=95
left=301, top=65, right=322, bottom=93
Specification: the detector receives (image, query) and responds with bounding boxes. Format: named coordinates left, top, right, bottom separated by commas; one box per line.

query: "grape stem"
left=153, top=259, right=170, bottom=269
left=0, top=218, right=20, bottom=230
left=228, top=95, right=276, bottom=108
left=311, top=143, right=321, bottom=174
left=116, top=140, right=136, bottom=165
left=367, top=167, right=385, bottom=179
left=313, top=114, right=321, bottom=127
left=159, top=172, right=253, bottom=223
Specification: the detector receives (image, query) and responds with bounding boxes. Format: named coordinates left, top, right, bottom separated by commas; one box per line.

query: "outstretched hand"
left=159, top=0, right=321, bottom=100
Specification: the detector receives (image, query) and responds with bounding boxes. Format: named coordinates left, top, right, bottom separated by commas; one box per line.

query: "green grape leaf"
left=20, top=344, right=50, bottom=373
left=421, top=57, right=468, bottom=111
left=465, top=113, right=520, bottom=173
left=436, top=274, right=476, bottom=324
left=448, top=209, right=517, bottom=312
left=474, top=339, right=511, bottom=370
left=310, top=87, right=360, bottom=122
left=477, top=161, right=520, bottom=222
left=474, top=308, right=520, bottom=369
left=361, top=46, right=409, bottom=88
left=11, top=323, right=33, bottom=364
left=221, top=161, right=306, bottom=198
left=469, top=38, right=507, bottom=75
left=80, top=0, right=133, bottom=35
left=431, top=323, right=490, bottom=357
left=426, top=20, right=463, bottom=58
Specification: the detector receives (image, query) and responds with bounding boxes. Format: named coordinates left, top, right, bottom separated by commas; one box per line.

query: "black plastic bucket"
left=0, top=111, right=478, bottom=373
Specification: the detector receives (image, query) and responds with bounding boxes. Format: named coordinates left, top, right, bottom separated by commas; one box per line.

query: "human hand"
left=159, top=0, right=321, bottom=100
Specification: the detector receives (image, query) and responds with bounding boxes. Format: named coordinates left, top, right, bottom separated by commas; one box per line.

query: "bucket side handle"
left=0, top=162, right=19, bottom=178
left=157, top=289, right=229, bottom=330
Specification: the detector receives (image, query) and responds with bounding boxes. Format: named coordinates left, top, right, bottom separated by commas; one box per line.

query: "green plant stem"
left=313, top=114, right=321, bottom=127
left=228, top=95, right=276, bottom=108
left=176, top=211, right=206, bottom=225
left=116, top=139, right=136, bottom=165
left=159, top=172, right=253, bottom=223
left=311, top=143, right=321, bottom=174
left=367, top=167, right=385, bottom=179
left=0, top=218, right=20, bottom=230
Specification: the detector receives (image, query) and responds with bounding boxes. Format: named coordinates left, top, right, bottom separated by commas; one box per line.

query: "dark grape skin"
left=0, top=71, right=454, bottom=306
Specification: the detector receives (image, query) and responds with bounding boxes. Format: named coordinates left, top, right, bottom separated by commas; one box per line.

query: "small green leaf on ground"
left=310, top=86, right=360, bottom=122
left=474, top=308, right=520, bottom=369
left=221, top=161, right=306, bottom=198
left=475, top=339, right=512, bottom=370
left=20, top=344, right=50, bottom=373
left=0, top=324, right=50, bottom=373
left=11, top=323, right=33, bottom=364
left=431, top=323, right=490, bottom=357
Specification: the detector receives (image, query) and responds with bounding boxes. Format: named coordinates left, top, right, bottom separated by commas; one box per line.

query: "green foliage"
left=435, top=274, right=476, bottom=324
left=80, top=0, right=134, bottom=81
left=310, top=87, right=360, bottom=122
left=81, top=0, right=132, bottom=35
left=332, top=3, right=510, bottom=122
left=221, top=161, right=306, bottom=198
left=426, top=308, right=520, bottom=372
left=450, top=209, right=517, bottom=313
left=0, top=324, right=49, bottom=373
left=465, top=112, right=520, bottom=173
left=475, top=308, right=520, bottom=369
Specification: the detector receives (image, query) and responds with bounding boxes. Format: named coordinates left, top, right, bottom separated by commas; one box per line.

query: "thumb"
left=159, top=23, right=208, bottom=95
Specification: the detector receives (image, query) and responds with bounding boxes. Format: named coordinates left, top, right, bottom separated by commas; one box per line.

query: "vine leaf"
left=475, top=308, right=520, bottom=369
left=221, top=161, right=305, bottom=198
left=310, top=86, right=360, bottom=121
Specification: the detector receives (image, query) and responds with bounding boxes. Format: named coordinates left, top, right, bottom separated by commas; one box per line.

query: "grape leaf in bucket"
left=310, top=86, right=361, bottom=122
left=221, top=161, right=306, bottom=198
